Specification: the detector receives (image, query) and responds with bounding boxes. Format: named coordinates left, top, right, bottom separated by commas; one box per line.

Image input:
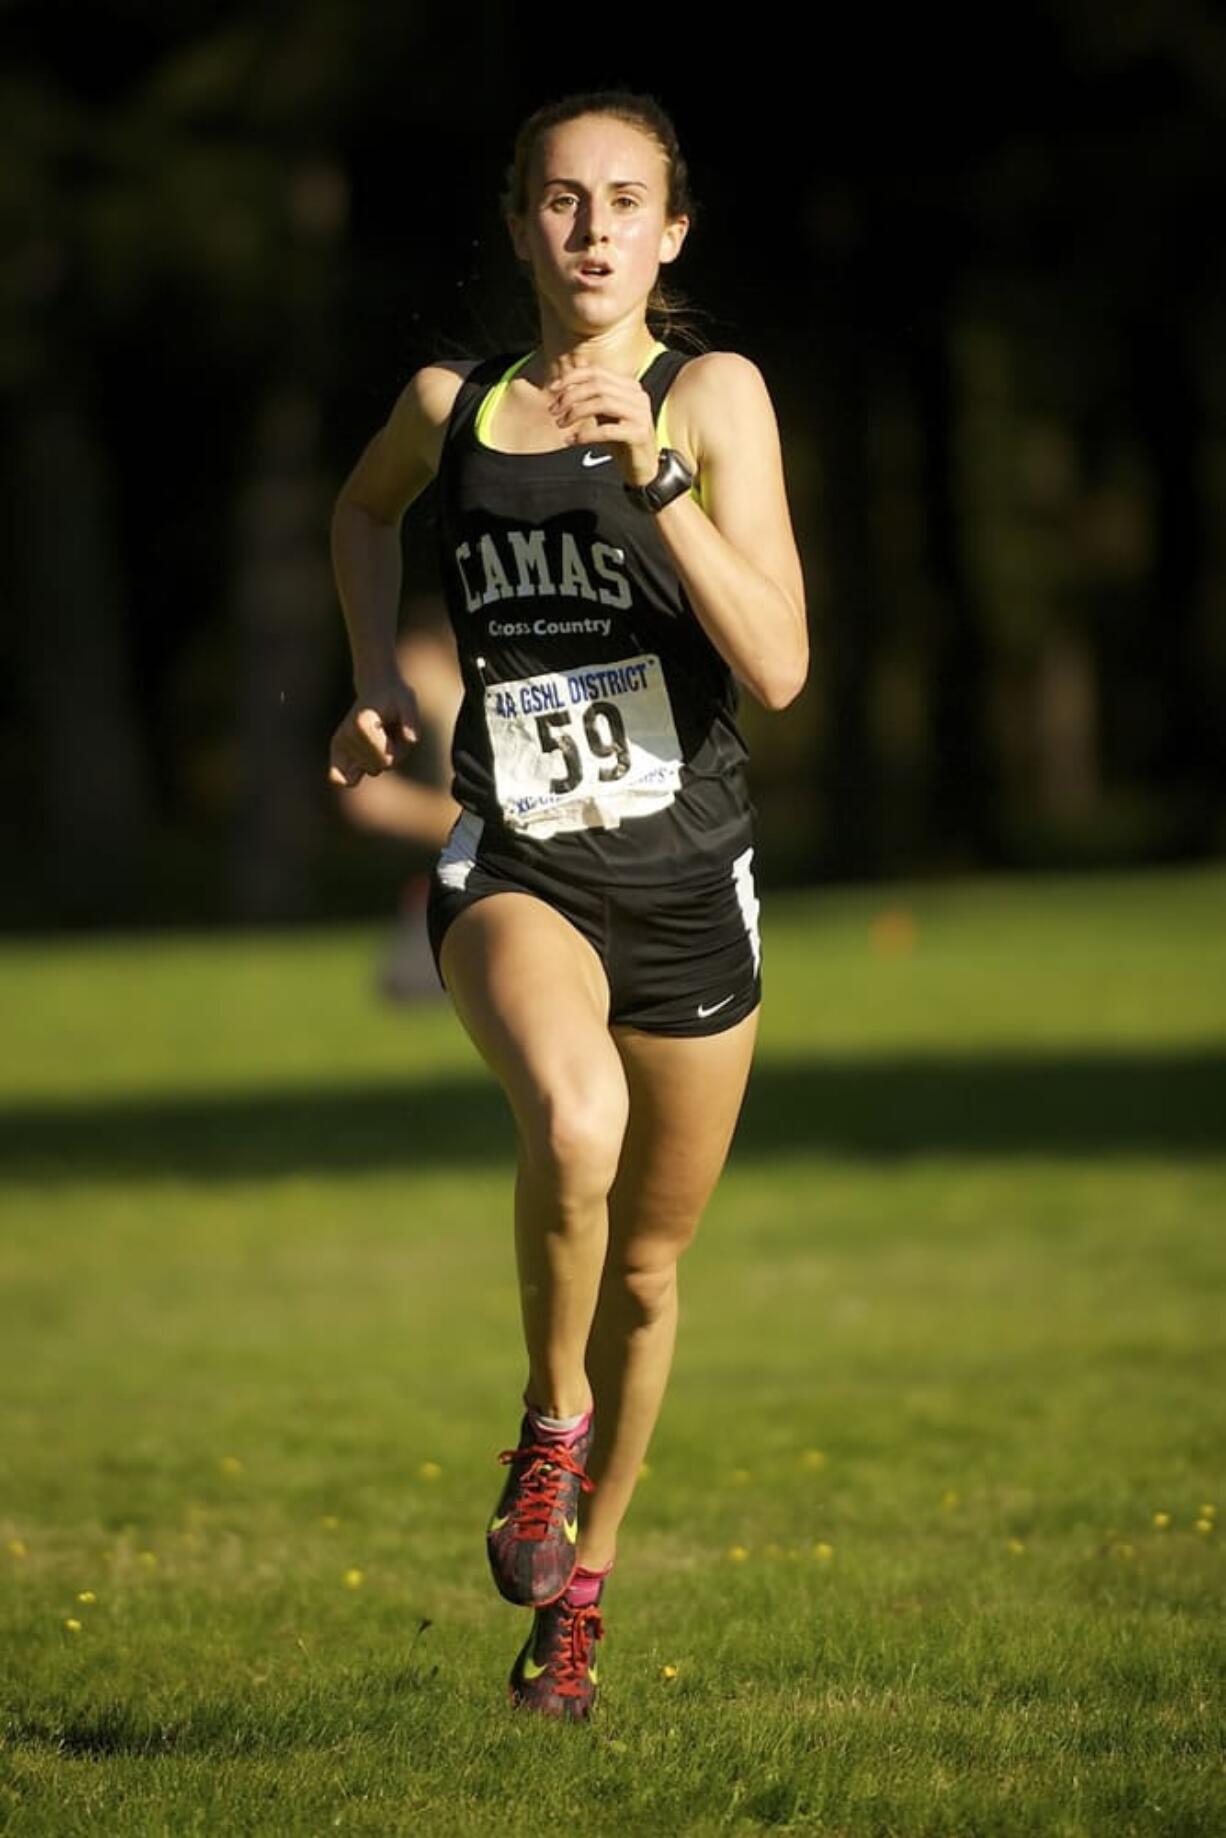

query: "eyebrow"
left=540, top=177, right=650, bottom=192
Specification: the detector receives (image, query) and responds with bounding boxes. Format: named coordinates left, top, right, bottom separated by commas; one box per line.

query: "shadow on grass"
left=4, top=1665, right=438, bottom=1757
left=2, top=1051, right=1224, bottom=1183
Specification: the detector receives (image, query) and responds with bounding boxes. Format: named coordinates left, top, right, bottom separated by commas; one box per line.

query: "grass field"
left=2, top=865, right=1224, bottom=1836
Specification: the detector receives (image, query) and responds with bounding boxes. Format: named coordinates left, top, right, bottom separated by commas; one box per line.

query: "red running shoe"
left=508, top=1591, right=605, bottom=1722
left=486, top=1411, right=594, bottom=1608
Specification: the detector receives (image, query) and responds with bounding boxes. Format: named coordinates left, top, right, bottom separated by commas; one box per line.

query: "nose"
left=579, top=199, right=611, bottom=245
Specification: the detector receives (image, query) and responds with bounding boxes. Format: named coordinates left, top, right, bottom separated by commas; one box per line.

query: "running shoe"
left=486, top=1410, right=594, bottom=1608
left=508, top=1591, right=605, bottom=1722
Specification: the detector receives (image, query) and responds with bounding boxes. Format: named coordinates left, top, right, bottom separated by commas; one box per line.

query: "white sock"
left=526, top=1401, right=590, bottom=1436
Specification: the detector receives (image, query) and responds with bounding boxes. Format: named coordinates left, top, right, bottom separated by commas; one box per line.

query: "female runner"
left=328, top=90, right=807, bottom=1722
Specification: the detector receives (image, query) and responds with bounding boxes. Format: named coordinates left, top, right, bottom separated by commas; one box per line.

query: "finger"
left=554, top=390, right=651, bottom=435
left=355, top=708, right=395, bottom=766
left=552, top=376, right=643, bottom=412
left=329, top=755, right=363, bottom=787
left=565, top=412, right=637, bottom=445
left=553, top=386, right=642, bottom=424
left=382, top=710, right=415, bottom=751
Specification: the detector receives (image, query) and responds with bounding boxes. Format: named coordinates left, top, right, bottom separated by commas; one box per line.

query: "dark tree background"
left=2, top=2, right=1223, bottom=927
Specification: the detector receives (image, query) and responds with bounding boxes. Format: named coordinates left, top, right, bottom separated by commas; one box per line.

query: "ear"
left=506, top=212, right=530, bottom=265
left=658, top=214, right=690, bottom=268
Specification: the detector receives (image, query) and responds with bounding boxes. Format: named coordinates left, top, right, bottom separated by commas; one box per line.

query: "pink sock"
left=525, top=1398, right=592, bottom=1447
left=565, top=1561, right=613, bottom=1608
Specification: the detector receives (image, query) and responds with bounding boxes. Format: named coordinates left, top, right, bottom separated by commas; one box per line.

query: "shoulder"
left=674, top=349, right=768, bottom=390
left=665, top=351, right=781, bottom=468
left=671, top=350, right=776, bottom=423
left=336, top=357, right=488, bottom=521
left=372, top=357, right=486, bottom=487
left=398, top=358, right=483, bottom=435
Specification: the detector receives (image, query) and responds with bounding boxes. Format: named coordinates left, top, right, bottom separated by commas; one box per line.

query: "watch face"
left=626, top=449, right=692, bottom=510
left=651, top=450, right=692, bottom=507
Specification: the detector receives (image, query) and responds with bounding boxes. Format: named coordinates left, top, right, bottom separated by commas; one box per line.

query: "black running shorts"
left=426, top=809, right=762, bottom=1038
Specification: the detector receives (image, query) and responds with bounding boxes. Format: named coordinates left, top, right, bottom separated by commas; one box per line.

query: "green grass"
left=2, top=864, right=1224, bottom=1836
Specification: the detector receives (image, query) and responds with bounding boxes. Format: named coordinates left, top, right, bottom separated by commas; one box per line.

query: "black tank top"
left=432, top=340, right=756, bottom=887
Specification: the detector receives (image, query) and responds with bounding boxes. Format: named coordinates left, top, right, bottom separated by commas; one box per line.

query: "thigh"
left=438, top=890, right=627, bottom=1152
left=606, top=1006, right=760, bottom=1254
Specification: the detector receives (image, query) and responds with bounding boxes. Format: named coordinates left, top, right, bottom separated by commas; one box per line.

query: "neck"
left=526, top=309, right=661, bottom=383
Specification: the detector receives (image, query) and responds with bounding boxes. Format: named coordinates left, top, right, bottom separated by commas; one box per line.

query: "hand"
left=546, top=361, right=660, bottom=488
left=328, top=674, right=421, bottom=787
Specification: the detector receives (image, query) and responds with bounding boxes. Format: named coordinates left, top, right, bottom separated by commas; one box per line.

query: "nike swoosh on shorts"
left=582, top=452, right=613, bottom=467
left=696, top=994, right=736, bottom=1019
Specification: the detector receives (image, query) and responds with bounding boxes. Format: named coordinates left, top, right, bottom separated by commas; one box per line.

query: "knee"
left=613, top=1237, right=691, bottom=1327
left=523, top=1083, right=628, bottom=1204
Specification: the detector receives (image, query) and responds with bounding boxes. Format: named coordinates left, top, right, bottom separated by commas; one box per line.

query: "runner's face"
left=510, top=114, right=687, bottom=329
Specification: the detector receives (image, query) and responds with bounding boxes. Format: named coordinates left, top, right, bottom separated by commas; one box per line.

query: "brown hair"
left=500, top=90, right=709, bottom=352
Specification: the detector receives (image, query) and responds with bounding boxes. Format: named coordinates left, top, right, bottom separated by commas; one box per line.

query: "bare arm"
left=653, top=353, right=807, bottom=710
left=328, top=362, right=471, bottom=787
left=334, top=627, right=464, bottom=844
left=547, top=351, right=808, bottom=710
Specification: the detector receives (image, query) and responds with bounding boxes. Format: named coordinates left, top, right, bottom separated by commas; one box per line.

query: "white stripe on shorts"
left=436, top=808, right=485, bottom=890
left=731, top=845, right=761, bottom=978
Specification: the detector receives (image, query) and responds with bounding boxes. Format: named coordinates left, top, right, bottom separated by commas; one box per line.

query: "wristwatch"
left=624, top=447, right=694, bottom=513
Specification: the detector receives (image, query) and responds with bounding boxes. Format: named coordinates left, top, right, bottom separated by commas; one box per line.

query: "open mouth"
left=577, top=262, right=612, bottom=279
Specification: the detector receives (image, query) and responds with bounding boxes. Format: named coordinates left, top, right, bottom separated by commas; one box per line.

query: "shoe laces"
left=496, top=1440, right=595, bottom=1540
left=546, top=1600, right=604, bottom=1698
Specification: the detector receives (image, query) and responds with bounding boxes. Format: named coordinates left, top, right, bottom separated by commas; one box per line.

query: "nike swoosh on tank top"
left=432, top=341, right=756, bottom=888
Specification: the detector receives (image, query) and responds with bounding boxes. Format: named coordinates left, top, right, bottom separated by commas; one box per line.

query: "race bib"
left=484, top=653, right=682, bottom=839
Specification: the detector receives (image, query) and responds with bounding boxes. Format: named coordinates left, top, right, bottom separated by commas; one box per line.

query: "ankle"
left=523, top=1387, right=594, bottom=1426
left=574, top=1549, right=615, bottom=1577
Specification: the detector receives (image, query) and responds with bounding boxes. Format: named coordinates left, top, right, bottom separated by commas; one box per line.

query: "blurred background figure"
left=333, top=596, right=463, bottom=1002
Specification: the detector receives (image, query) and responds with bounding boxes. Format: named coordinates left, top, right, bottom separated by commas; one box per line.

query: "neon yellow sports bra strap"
left=475, top=342, right=705, bottom=508
left=478, top=342, right=668, bottom=447
left=474, top=351, right=535, bottom=447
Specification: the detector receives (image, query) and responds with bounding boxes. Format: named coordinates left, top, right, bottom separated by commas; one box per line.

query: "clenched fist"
left=328, top=674, right=421, bottom=787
